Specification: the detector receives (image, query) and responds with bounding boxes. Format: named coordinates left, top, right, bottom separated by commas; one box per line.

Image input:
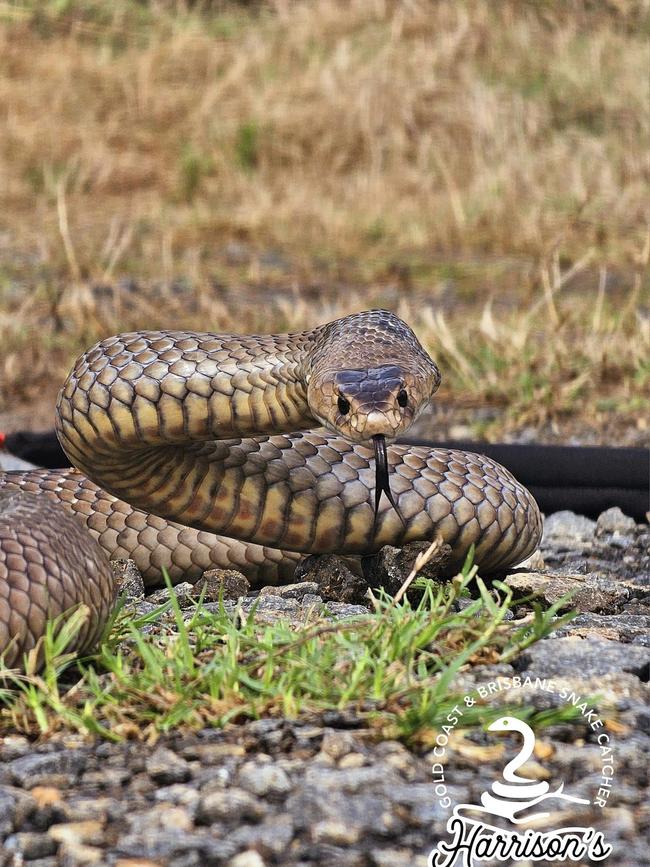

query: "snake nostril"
left=337, top=396, right=350, bottom=415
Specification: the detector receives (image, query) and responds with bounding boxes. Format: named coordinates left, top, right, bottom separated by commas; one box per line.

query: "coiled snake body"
left=0, top=310, right=541, bottom=666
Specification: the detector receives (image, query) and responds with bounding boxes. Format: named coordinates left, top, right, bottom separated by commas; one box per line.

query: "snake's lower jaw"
left=372, top=434, right=406, bottom=527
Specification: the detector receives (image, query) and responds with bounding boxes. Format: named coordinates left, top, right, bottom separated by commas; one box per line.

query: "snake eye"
left=397, top=389, right=408, bottom=408
left=337, top=396, right=351, bottom=415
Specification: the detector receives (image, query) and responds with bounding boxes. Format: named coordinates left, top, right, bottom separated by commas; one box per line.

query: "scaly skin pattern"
left=0, top=491, right=114, bottom=668
left=0, top=310, right=542, bottom=664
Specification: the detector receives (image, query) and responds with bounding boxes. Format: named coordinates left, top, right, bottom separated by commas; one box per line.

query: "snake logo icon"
left=430, top=715, right=613, bottom=867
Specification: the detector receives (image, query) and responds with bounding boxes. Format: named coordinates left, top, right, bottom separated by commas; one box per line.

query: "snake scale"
left=0, top=310, right=542, bottom=667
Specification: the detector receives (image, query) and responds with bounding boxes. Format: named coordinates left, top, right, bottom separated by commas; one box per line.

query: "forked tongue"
left=372, top=434, right=405, bottom=527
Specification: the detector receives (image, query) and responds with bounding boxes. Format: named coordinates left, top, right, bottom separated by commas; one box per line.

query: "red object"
left=0, top=431, right=5, bottom=448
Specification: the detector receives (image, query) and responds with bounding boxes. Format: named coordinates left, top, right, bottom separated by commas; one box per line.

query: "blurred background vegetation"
left=0, top=0, right=648, bottom=443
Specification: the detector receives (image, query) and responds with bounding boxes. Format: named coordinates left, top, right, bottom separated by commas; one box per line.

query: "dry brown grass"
left=0, top=0, right=648, bottom=441
left=2, top=0, right=648, bottom=271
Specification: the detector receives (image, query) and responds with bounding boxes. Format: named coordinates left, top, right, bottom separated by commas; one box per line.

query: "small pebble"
left=228, top=852, right=267, bottom=867
left=48, top=820, right=104, bottom=846
left=146, top=582, right=194, bottom=606
left=311, top=819, right=361, bottom=845
left=320, top=730, right=357, bottom=760
left=295, top=554, right=369, bottom=604
left=371, top=847, right=416, bottom=867
left=596, top=507, right=637, bottom=537
left=195, top=569, right=251, bottom=601
left=338, top=753, right=366, bottom=769
left=4, top=831, right=58, bottom=859
left=59, top=841, right=104, bottom=865
left=145, top=748, right=191, bottom=785
left=542, top=511, right=596, bottom=545
left=238, top=762, right=292, bottom=798
left=259, top=581, right=320, bottom=601
left=110, top=559, right=145, bottom=601
left=197, top=788, right=267, bottom=824
left=363, top=540, right=452, bottom=597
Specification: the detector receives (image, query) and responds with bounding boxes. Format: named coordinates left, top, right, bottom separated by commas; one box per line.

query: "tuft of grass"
left=235, top=121, right=260, bottom=172
left=0, top=555, right=578, bottom=742
left=178, top=144, right=215, bottom=203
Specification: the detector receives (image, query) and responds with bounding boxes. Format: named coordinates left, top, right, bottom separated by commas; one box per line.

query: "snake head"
left=307, top=364, right=429, bottom=443
left=305, top=310, right=441, bottom=443
left=304, top=310, right=441, bottom=522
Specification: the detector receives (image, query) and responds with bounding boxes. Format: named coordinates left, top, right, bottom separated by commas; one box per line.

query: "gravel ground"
left=0, top=506, right=648, bottom=866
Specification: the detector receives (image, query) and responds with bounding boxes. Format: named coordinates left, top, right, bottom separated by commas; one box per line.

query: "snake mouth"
left=372, top=434, right=405, bottom=527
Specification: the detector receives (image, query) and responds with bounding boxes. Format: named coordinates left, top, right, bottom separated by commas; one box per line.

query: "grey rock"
left=58, top=841, right=104, bottom=866
left=47, top=819, right=105, bottom=847
left=301, top=593, right=325, bottom=607
left=389, top=782, right=449, bottom=825
left=363, top=541, right=452, bottom=597
left=197, top=787, right=267, bottom=824
left=228, top=852, right=267, bottom=867
left=81, top=767, right=131, bottom=788
left=554, top=613, right=650, bottom=644
left=125, top=803, right=193, bottom=834
left=0, top=737, right=31, bottom=762
left=9, top=751, right=87, bottom=787
left=237, top=762, right=292, bottom=798
left=194, top=764, right=236, bottom=790
left=622, top=599, right=650, bottom=615
left=172, top=582, right=200, bottom=606
left=145, top=747, right=191, bottom=785
left=306, top=844, right=367, bottom=866
left=4, top=831, right=58, bottom=859
left=187, top=742, right=245, bottom=765
left=61, top=796, right=120, bottom=824
left=110, top=558, right=144, bottom=601
left=295, top=554, right=369, bottom=604
left=202, top=586, right=370, bottom=626
left=371, top=848, right=418, bottom=867
left=114, top=830, right=237, bottom=862
left=153, top=784, right=201, bottom=810
left=320, top=730, right=358, bottom=760
left=514, top=636, right=650, bottom=679
left=596, top=508, right=637, bottom=536
left=146, top=582, right=194, bottom=606
left=195, top=569, right=251, bottom=601
left=311, top=819, right=361, bottom=845
left=0, top=785, right=36, bottom=836
left=505, top=571, right=630, bottom=614
left=542, top=511, right=597, bottom=548
left=334, top=752, right=366, bottom=770
left=288, top=786, right=403, bottom=838
left=229, top=814, right=294, bottom=858
left=303, top=764, right=397, bottom=794
left=322, top=601, right=371, bottom=618
left=238, top=595, right=300, bottom=616
left=373, top=741, right=422, bottom=780
left=259, top=581, right=320, bottom=601
left=245, top=718, right=286, bottom=737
